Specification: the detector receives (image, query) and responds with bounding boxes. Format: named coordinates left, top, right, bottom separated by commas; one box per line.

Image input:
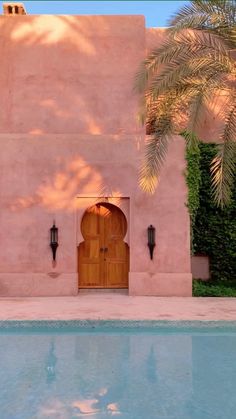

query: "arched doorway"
left=78, top=202, right=129, bottom=288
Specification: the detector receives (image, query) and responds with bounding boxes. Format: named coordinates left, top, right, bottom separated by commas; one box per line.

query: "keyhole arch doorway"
left=78, top=202, right=129, bottom=288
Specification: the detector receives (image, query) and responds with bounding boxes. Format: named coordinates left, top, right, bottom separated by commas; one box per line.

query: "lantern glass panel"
left=51, top=225, right=58, bottom=243
left=148, top=225, right=155, bottom=245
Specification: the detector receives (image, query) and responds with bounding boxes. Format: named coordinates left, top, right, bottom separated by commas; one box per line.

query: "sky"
left=0, top=1, right=189, bottom=27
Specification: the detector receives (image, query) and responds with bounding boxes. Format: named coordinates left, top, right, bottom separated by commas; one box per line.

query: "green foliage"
left=193, top=281, right=236, bottom=297
left=184, top=131, right=201, bottom=223
left=192, top=143, right=236, bottom=283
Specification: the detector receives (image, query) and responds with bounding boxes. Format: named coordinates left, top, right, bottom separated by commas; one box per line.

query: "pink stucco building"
left=0, top=3, right=194, bottom=296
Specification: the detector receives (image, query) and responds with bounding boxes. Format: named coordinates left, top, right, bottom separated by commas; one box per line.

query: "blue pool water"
left=0, top=321, right=236, bottom=419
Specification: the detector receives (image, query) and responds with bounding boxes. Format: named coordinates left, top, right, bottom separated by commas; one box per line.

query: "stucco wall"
left=0, top=15, right=192, bottom=296
left=0, top=15, right=145, bottom=135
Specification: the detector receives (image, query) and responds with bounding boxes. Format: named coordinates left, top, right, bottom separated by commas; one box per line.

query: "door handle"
left=100, top=247, right=108, bottom=252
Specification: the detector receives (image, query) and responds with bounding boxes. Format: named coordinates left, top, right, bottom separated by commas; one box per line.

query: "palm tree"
left=135, top=0, right=236, bottom=207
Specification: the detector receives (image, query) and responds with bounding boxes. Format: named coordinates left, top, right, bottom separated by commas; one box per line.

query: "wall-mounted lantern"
left=50, top=222, right=58, bottom=261
left=147, top=225, right=156, bottom=260
left=45, top=341, right=57, bottom=384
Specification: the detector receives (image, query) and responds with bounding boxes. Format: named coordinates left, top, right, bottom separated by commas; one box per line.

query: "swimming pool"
left=0, top=321, right=236, bottom=419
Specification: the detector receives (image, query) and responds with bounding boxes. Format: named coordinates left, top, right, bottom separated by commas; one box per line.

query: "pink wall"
left=191, top=256, right=210, bottom=281
left=0, top=15, right=192, bottom=296
left=0, top=15, right=145, bottom=135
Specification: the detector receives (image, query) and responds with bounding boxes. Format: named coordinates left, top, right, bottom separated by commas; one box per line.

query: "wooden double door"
left=78, top=203, right=129, bottom=288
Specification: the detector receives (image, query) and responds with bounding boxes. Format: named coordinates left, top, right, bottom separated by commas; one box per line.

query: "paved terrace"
left=0, top=293, right=236, bottom=320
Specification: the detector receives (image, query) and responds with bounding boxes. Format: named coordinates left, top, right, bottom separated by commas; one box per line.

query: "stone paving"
left=0, top=293, right=236, bottom=320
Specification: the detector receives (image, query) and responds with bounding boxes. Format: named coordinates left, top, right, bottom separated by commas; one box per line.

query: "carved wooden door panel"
left=78, top=203, right=129, bottom=288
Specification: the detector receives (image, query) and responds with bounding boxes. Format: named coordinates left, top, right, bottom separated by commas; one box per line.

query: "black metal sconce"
left=147, top=225, right=156, bottom=260
left=50, top=222, right=58, bottom=261
left=45, top=341, right=57, bottom=384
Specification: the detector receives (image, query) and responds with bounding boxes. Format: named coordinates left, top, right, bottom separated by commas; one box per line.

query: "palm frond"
left=135, top=0, right=236, bottom=206
left=139, top=134, right=170, bottom=193
left=168, top=0, right=236, bottom=50
left=140, top=113, right=173, bottom=193
left=180, top=130, right=200, bottom=151
left=169, top=0, right=236, bottom=33
left=147, top=53, right=233, bottom=101
left=134, top=30, right=231, bottom=95
left=188, top=90, right=206, bottom=133
left=186, top=69, right=231, bottom=134
left=211, top=141, right=236, bottom=207
left=211, top=93, right=236, bottom=207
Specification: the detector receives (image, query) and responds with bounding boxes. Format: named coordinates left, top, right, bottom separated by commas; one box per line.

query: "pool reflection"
left=45, top=340, right=57, bottom=384
left=0, top=329, right=236, bottom=418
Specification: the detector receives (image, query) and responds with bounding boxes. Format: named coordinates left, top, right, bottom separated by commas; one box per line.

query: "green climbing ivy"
left=185, top=142, right=236, bottom=283
left=183, top=133, right=201, bottom=224
left=182, top=131, right=201, bottom=254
